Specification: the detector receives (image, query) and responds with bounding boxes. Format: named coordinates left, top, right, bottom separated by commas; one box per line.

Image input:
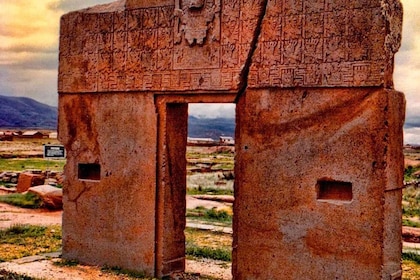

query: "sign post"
left=43, top=145, right=66, bottom=180
left=43, top=145, right=66, bottom=159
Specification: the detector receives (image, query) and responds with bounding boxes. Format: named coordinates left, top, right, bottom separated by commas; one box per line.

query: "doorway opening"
left=154, top=97, right=237, bottom=278
left=185, top=103, right=235, bottom=277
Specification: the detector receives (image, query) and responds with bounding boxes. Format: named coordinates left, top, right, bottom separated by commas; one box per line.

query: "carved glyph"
left=174, top=0, right=221, bottom=45
left=172, top=0, right=222, bottom=70
left=249, top=0, right=401, bottom=88
left=58, top=0, right=402, bottom=92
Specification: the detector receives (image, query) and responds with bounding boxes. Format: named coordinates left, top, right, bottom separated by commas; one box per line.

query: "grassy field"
left=0, top=223, right=419, bottom=279
left=403, top=148, right=420, bottom=230
left=0, top=224, right=61, bottom=262
left=2, top=140, right=420, bottom=278
left=0, top=158, right=65, bottom=172
left=0, top=138, right=65, bottom=172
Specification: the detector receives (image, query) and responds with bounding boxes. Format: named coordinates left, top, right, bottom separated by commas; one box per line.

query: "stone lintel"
left=58, top=0, right=403, bottom=94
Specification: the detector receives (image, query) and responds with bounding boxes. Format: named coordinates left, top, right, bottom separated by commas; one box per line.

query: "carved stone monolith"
left=58, top=0, right=405, bottom=278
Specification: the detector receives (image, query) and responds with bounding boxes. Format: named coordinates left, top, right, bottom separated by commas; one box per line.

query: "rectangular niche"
left=78, top=163, right=101, bottom=181
left=317, top=179, right=353, bottom=201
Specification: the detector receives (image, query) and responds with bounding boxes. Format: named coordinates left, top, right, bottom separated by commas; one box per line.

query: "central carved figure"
left=188, top=0, right=205, bottom=9
left=174, top=0, right=221, bottom=46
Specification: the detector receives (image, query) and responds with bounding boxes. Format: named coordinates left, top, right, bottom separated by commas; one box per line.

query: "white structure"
left=219, top=136, right=234, bottom=145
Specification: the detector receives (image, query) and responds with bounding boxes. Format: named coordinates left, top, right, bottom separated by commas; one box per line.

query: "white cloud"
left=0, top=0, right=111, bottom=104
left=0, top=1, right=61, bottom=52
left=55, top=0, right=112, bottom=11
left=189, top=104, right=235, bottom=119
left=394, top=0, right=420, bottom=143
left=0, top=67, right=57, bottom=106
left=404, top=127, right=420, bottom=145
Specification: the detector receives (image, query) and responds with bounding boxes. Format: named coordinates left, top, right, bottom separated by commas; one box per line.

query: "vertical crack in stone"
left=381, top=0, right=403, bottom=88
left=68, top=185, right=91, bottom=212
left=235, top=0, right=269, bottom=103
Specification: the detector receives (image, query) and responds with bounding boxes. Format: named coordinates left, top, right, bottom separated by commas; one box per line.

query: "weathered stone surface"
left=234, top=87, right=404, bottom=279
left=0, top=172, right=19, bottom=184
left=28, top=185, right=63, bottom=210
left=16, top=173, right=44, bottom=193
left=58, top=0, right=402, bottom=93
left=58, top=93, right=157, bottom=275
left=155, top=101, right=188, bottom=276
left=249, top=0, right=403, bottom=88
left=58, top=0, right=404, bottom=278
left=58, top=0, right=265, bottom=93
left=0, top=186, right=16, bottom=193
left=44, top=178, right=58, bottom=186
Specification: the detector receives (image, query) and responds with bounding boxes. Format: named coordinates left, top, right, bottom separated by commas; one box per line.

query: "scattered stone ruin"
left=58, top=0, right=405, bottom=278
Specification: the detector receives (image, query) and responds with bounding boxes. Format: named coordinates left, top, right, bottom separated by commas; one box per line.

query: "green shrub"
left=403, top=219, right=420, bottom=228
left=53, top=259, right=79, bottom=267
left=187, top=187, right=233, bottom=196
left=186, top=207, right=232, bottom=223
left=186, top=245, right=231, bottom=262
left=402, top=185, right=420, bottom=218
left=101, top=266, right=147, bottom=278
left=205, top=208, right=231, bottom=222
left=1, top=224, right=47, bottom=239
left=0, top=193, right=42, bottom=209
left=405, top=165, right=420, bottom=182
left=0, top=269, right=40, bottom=280
left=403, top=252, right=420, bottom=264
left=0, top=225, right=61, bottom=262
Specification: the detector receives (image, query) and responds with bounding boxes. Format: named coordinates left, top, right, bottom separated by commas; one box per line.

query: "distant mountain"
left=0, top=95, right=235, bottom=137
left=188, top=116, right=235, bottom=139
left=0, top=95, right=57, bottom=129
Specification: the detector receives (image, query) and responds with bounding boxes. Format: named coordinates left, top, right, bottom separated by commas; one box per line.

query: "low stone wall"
left=0, top=171, right=64, bottom=188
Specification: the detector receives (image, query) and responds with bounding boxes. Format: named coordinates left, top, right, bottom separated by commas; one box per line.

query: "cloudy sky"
left=0, top=0, right=419, bottom=143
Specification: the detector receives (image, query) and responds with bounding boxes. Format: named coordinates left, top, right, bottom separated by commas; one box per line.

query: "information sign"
left=43, top=145, right=66, bottom=159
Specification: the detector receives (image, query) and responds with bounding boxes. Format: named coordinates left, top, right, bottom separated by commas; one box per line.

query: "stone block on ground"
left=16, top=173, right=45, bottom=193
left=28, top=185, right=63, bottom=210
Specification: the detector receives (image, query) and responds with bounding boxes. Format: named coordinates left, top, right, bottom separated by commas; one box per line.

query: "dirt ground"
left=405, top=158, right=420, bottom=167
left=0, top=203, right=62, bottom=229
left=0, top=199, right=232, bottom=280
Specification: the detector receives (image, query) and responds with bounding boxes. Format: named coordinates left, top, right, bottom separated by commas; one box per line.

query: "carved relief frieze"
left=173, top=0, right=221, bottom=69
left=157, top=49, right=173, bottom=70
left=250, top=0, right=390, bottom=88
left=283, top=0, right=303, bottom=15
left=222, top=44, right=239, bottom=68
left=59, top=0, right=249, bottom=92
left=98, top=32, right=113, bottom=53
left=304, top=0, right=324, bottom=13
left=127, top=9, right=142, bottom=31
left=261, top=16, right=281, bottom=42
left=221, top=19, right=239, bottom=45
left=261, top=41, right=280, bottom=67
left=113, top=31, right=127, bottom=53
left=303, top=38, right=323, bottom=64
left=58, top=0, right=398, bottom=92
left=173, top=0, right=221, bottom=45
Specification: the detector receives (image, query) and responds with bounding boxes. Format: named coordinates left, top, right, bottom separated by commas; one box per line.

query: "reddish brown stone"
left=16, top=173, right=45, bottom=193
left=58, top=0, right=404, bottom=278
left=234, top=87, right=404, bottom=279
left=28, top=185, right=63, bottom=210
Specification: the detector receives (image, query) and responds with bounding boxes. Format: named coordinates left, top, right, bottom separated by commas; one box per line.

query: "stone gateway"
left=58, top=0, right=405, bottom=278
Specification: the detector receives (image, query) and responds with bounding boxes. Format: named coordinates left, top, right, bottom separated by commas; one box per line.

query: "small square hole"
left=317, top=179, right=352, bottom=201
left=78, top=163, right=101, bottom=181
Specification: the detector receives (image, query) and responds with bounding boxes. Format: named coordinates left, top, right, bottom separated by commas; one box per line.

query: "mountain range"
left=0, top=95, right=58, bottom=129
left=188, top=115, right=235, bottom=139
left=0, top=95, right=235, bottom=138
